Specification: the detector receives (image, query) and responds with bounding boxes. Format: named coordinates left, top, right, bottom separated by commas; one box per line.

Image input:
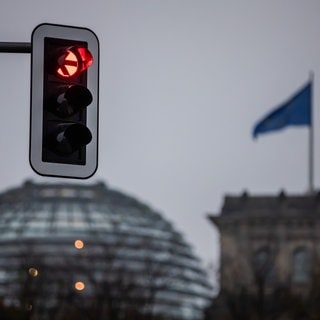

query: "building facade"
left=207, top=191, right=320, bottom=319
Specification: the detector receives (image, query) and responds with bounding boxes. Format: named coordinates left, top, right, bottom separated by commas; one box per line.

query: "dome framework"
left=0, top=181, right=211, bottom=320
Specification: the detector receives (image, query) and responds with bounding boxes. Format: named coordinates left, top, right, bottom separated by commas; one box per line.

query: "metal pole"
left=309, top=71, right=314, bottom=194
left=0, top=42, right=31, bottom=53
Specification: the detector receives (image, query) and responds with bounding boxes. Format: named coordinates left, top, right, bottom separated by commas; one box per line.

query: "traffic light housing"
left=30, top=23, right=99, bottom=178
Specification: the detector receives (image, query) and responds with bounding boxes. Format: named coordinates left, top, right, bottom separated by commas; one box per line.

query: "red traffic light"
left=56, top=46, right=93, bottom=78
left=30, top=23, right=99, bottom=179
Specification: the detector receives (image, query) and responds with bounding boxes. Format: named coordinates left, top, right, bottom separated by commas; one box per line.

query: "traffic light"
left=30, top=23, right=99, bottom=179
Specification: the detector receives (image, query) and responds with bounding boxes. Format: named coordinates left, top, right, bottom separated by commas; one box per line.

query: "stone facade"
left=208, top=191, right=320, bottom=294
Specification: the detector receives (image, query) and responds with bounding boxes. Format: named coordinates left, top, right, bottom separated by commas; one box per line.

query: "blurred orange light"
left=75, top=281, right=85, bottom=291
left=74, top=239, right=84, bottom=249
left=28, top=267, right=39, bottom=277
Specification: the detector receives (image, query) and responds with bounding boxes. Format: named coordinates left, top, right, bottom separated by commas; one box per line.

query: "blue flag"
left=253, top=82, right=312, bottom=138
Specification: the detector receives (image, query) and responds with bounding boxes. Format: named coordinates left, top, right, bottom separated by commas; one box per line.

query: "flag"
left=252, top=82, right=312, bottom=138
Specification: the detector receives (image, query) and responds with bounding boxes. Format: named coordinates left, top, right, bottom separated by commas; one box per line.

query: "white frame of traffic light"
left=30, top=23, right=99, bottom=179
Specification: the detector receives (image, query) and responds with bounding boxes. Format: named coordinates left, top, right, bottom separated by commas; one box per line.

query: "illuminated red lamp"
left=56, top=46, right=93, bottom=78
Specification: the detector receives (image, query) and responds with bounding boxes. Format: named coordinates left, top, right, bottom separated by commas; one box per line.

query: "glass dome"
left=0, top=180, right=211, bottom=319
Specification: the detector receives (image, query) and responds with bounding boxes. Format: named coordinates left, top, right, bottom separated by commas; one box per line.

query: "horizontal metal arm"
left=0, top=42, right=31, bottom=53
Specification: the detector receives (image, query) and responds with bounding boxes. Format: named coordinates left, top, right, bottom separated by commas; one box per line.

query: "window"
left=253, top=248, right=273, bottom=283
left=292, top=247, right=311, bottom=284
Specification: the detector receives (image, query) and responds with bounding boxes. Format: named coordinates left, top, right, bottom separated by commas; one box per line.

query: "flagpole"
left=309, top=71, right=314, bottom=194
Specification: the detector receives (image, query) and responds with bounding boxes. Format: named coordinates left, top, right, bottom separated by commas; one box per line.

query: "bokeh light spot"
left=75, top=281, right=85, bottom=291
left=74, top=239, right=84, bottom=249
left=28, top=267, right=39, bottom=277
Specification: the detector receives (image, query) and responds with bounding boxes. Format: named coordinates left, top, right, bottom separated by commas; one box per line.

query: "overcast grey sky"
left=0, top=0, right=319, bottom=270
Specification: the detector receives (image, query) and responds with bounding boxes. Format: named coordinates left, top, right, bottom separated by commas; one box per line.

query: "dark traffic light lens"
left=47, top=123, right=92, bottom=155
left=55, top=85, right=93, bottom=118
